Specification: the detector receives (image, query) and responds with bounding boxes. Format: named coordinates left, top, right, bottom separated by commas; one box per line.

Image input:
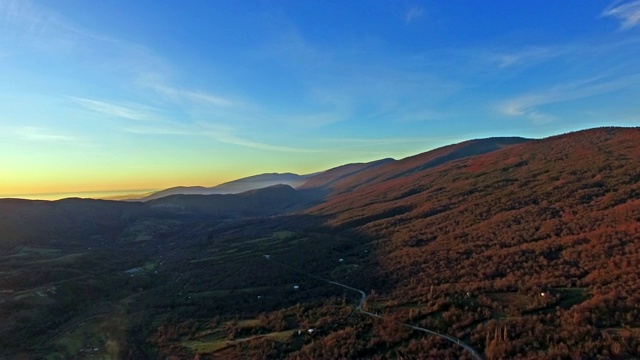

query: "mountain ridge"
left=1, top=126, right=639, bottom=358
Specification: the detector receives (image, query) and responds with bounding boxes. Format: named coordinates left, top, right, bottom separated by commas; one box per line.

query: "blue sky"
left=1, top=0, right=639, bottom=198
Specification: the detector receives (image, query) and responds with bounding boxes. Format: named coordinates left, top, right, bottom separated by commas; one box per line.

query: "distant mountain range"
left=0, top=135, right=533, bottom=248
left=131, top=136, right=531, bottom=202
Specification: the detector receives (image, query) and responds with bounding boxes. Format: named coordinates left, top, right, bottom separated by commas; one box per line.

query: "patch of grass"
left=10, top=246, right=61, bottom=257
left=486, top=292, right=534, bottom=310
left=191, top=289, right=231, bottom=298
left=237, top=319, right=260, bottom=328
left=556, top=287, right=588, bottom=309
left=48, top=305, right=128, bottom=359
left=190, top=286, right=270, bottom=299
left=182, top=338, right=230, bottom=353
left=134, top=234, right=153, bottom=242
left=35, top=253, right=85, bottom=264
left=331, top=264, right=360, bottom=279
left=267, top=330, right=295, bottom=341
left=55, top=330, right=85, bottom=355
left=142, top=261, right=158, bottom=272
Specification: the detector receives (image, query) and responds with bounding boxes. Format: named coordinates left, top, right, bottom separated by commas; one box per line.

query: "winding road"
left=268, top=258, right=483, bottom=360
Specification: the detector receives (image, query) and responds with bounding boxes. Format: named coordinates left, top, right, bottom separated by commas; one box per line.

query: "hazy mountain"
left=139, top=172, right=312, bottom=201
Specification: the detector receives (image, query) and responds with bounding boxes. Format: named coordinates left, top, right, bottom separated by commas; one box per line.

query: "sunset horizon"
left=2, top=1, right=639, bottom=199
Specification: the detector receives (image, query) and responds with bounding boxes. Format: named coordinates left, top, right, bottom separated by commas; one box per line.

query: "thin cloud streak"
left=602, top=0, right=640, bottom=29
left=69, top=97, right=154, bottom=121
left=319, top=136, right=451, bottom=146
left=207, top=132, right=318, bottom=153
left=11, top=126, right=78, bottom=142
left=405, top=6, right=424, bottom=24
left=136, top=75, right=236, bottom=108
left=125, top=122, right=317, bottom=153
left=197, top=121, right=317, bottom=153
left=498, top=75, right=640, bottom=122
left=489, top=46, right=568, bottom=68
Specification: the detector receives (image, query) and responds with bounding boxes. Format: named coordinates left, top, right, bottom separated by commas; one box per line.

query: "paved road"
left=268, top=258, right=483, bottom=360
left=327, top=280, right=483, bottom=359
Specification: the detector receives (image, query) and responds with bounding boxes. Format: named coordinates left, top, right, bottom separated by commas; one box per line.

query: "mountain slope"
left=0, top=198, right=146, bottom=250
left=299, top=158, right=395, bottom=190
left=307, top=126, right=640, bottom=358
left=304, top=137, right=531, bottom=196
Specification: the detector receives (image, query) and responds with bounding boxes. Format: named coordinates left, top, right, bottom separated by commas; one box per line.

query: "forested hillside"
left=308, top=127, right=640, bottom=358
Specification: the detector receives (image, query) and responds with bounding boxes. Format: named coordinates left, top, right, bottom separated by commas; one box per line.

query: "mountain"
left=137, top=137, right=527, bottom=203
left=1, top=127, right=639, bottom=359
left=303, top=126, right=640, bottom=357
left=140, top=172, right=311, bottom=201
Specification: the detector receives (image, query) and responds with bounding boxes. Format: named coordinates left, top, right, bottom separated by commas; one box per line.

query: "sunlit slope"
left=304, top=137, right=531, bottom=195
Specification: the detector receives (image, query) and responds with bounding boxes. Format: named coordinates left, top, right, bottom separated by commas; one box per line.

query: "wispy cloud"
left=0, top=0, right=107, bottom=54
left=489, top=46, right=568, bottom=68
left=263, top=25, right=333, bottom=69
left=11, top=126, right=78, bottom=142
left=602, top=0, right=640, bottom=29
left=208, top=132, right=317, bottom=153
left=498, top=75, right=640, bottom=123
left=319, top=135, right=454, bottom=146
left=197, top=121, right=316, bottom=153
left=125, top=121, right=316, bottom=153
left=68, top=97, right=154, bottom=121
left=275, top=112, right=347, bottom=128
left=0, top=0, right=172, bottom=86
left=182, top=90, right=235, bottom=107
left=0, top=0, right=69, bottom=36
left=405, top=6, right=424, bottom=24
left=123, top=125, right=196, bottom=136
left=135, top=74, right=236, bottom=108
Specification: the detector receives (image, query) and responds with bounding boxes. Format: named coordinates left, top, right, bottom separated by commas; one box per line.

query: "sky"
left=1, top=0, right=640, bottom=199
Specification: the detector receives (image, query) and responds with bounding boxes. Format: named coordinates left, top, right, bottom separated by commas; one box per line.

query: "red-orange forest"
left=0, top=127, right=639, bottom=359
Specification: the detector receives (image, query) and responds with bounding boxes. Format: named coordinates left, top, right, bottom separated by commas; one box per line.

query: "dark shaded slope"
left=147, top=184, right=322, bottom=217
left=0, top=198, right=147, bottom=250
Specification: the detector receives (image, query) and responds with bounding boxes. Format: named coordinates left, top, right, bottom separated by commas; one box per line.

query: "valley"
left=1, top=127, right=639, bottom=359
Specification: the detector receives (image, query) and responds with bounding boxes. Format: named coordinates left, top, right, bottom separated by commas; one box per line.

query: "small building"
left=339, top=258, right=344, bottom=262
left=293, top=285, right=300, bottom=290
